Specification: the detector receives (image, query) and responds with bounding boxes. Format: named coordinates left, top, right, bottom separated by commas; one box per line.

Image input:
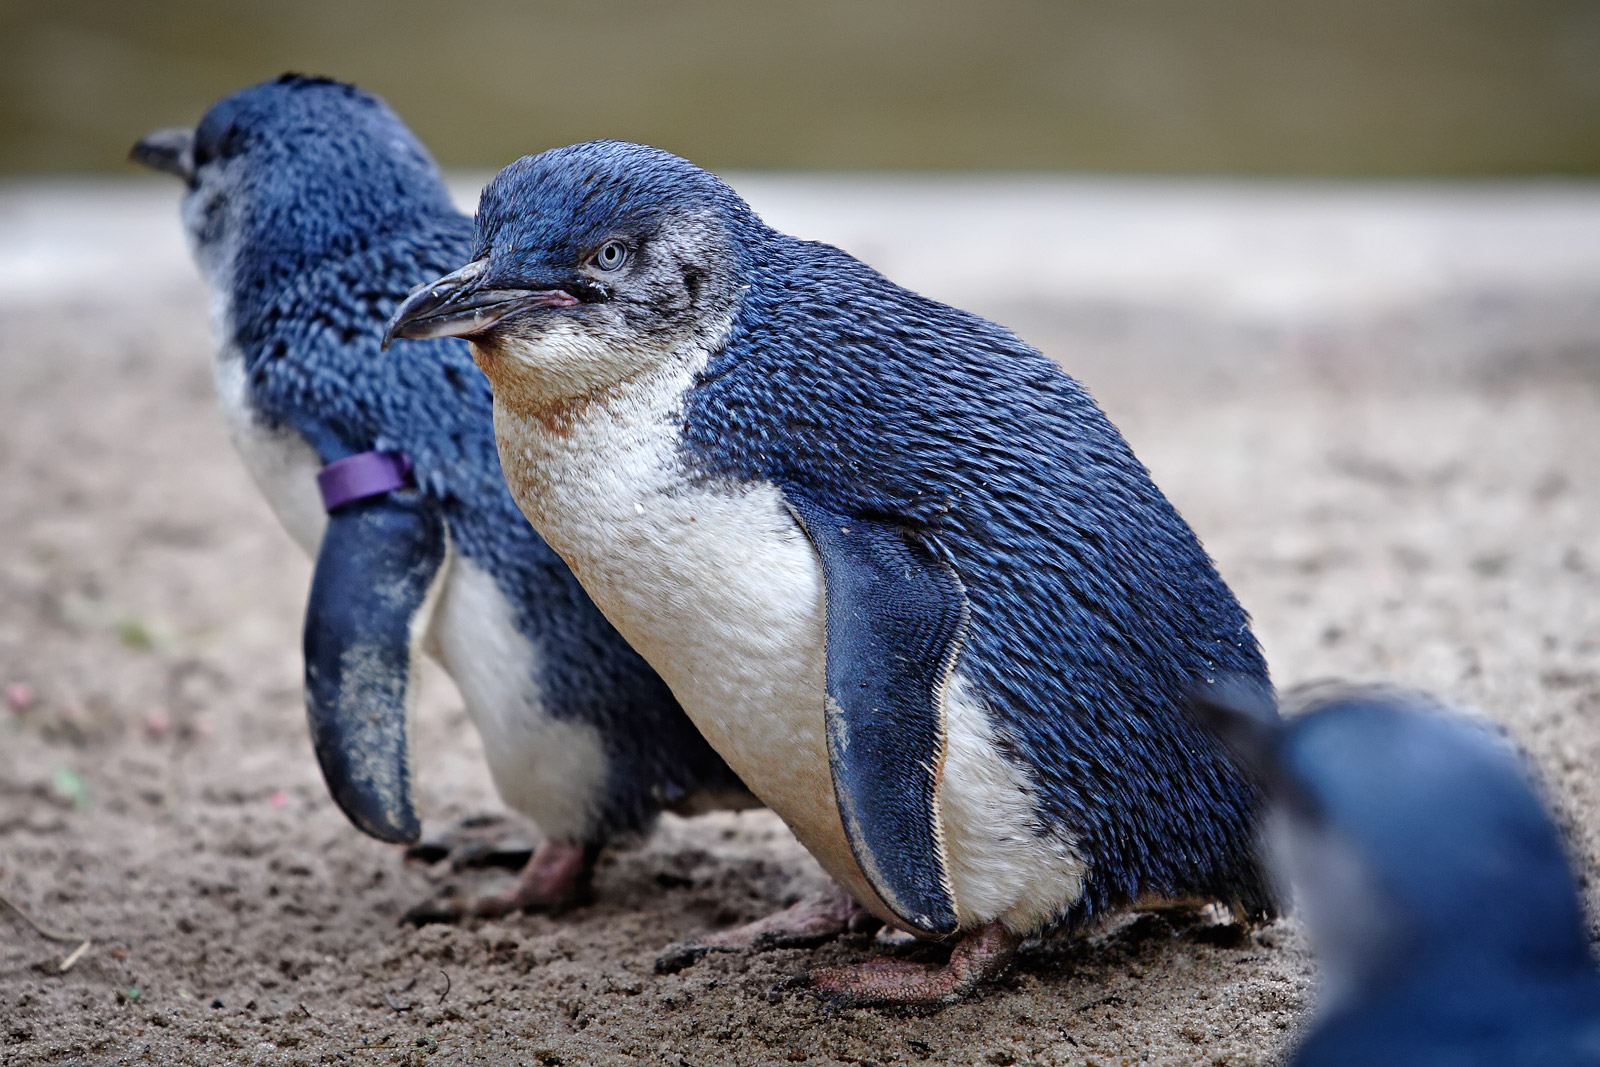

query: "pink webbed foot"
left=402, top=829, right=599, bottom=925
left=472, top=839, right=598, bottom=917
left=656, top=885, right=880, bottom=974
left=803, top=921, right=1023, bottom=1007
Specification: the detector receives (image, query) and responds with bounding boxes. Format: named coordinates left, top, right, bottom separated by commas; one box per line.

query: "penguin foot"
left=472, top=840, right=599, bottom=917
left=655, top=887, right=878, bottom=974
left=404, top=814, right=537, bottom=872
left=803, top=922, right=1022, bottom=1008
left=402, top=821, right=599, bottom=923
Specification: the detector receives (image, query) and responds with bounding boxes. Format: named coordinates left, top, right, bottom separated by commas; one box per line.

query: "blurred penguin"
left=1198, top=683, right=1600, bottom=1066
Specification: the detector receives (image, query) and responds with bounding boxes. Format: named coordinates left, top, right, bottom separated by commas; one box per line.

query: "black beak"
left=380, top=259, right=581, bottom=351
left=130, top=127, right=196, bottom=182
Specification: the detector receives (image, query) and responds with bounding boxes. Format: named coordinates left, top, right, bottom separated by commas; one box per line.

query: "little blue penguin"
left=1198, top=683, right=1600, bottom=1066
left=384, top=140, right=1278, bottom=1003
left=130, top=81, right=749, bottom=915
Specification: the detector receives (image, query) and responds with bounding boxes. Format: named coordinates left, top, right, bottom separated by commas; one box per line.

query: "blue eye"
left=591, top=240, right=628, bottom=271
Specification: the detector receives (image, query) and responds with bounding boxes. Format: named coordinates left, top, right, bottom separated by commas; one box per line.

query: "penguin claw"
left=404, top=814, right=537, bottom=872
left=654, top=941, right=730, bottom=975
left=400, top=895, right=467, bottom=927
left=762, top=973, right=815, bottom=1004
left=470, top=840, right=598, bottom=917
left=402, top=834, right=598, bottom=922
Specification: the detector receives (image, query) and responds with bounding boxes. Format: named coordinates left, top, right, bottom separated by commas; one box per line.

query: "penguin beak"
left=381, top=259, right=581, bottom=350
left=130, top=127, right=196, bottom=183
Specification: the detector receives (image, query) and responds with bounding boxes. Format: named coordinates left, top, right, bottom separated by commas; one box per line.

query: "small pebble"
left=143, top=708, right=173, bottom=739
left=6, top=683, right=35, bottom=712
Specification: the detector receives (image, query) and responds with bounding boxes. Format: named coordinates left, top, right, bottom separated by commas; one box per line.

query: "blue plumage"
left=388, top=140, right=1278, bottom=998
left=476, top=141, right=1274, bottom=924
left=686, top=215, right=1273, bottom=927
left=135, top=84, right=745, bottom=908
left=1234, top=689, right=1600, bottom=1066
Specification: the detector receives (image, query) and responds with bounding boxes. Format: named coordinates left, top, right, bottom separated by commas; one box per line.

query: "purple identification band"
left=317, top=451, right=416, bottom=513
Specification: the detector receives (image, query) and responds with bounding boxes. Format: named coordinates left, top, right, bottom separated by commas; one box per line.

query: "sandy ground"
left=1, top=179, right=1598, bottom=1066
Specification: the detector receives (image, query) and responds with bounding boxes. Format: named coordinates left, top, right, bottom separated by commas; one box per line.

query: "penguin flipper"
left=303, top=492, right=448, bottom=844
left=784, top=490, right=965, bottom=936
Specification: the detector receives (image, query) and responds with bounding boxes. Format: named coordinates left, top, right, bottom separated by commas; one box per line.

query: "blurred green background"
left=3, top=0, right=1599, bottom=175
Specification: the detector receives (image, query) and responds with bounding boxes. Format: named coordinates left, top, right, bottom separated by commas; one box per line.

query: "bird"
left=383, top=139, right=1278, bottom=1003
left=130, top=80, right=751, bottom=916
left=1196, top=683, right=1600, bottom=1066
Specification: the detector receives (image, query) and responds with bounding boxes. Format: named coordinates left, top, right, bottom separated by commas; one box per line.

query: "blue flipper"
left=784, top=490, right=966, bottom=936
left=303, top=491, right=448, bottom=844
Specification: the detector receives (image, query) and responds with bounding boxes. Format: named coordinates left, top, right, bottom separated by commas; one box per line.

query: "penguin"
left=1197, top=683, right=1600, bottom=1066
left=383, top=140, right=1277, bottom=1003
left=130, top=82, right=750, bottom=915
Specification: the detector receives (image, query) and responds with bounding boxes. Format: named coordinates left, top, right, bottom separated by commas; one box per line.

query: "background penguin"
left=1198, top=684, right=1600, bottom=1067
left=130, top=80, right=750, bottom=916
left=385, top=140, right=1278, bottom=1003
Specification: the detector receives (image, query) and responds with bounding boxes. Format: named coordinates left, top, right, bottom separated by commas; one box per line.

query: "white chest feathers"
left=209, top=348, right=608, bottom=843
left=490, top=349, right=1088, bottom=933
left=429, top=557, right=609, bottom=842
left=212, top=352, right=328, bottom=556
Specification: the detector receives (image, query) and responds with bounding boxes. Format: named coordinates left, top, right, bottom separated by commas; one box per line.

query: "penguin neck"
left=472, top=309, right=736, bottom=445
left=484, top=335, right=714, bottom=554
left=476, top=350, right=675, bottom=436
left=492, top=342, right=702, bottom=461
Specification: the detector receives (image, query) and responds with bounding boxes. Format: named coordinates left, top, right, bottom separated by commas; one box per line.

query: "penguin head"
left=1199, top=683, right=1592, bottom=1009
left=132, top=74, right=455, bottom=291
left=384, top=141, right=754, bottom=405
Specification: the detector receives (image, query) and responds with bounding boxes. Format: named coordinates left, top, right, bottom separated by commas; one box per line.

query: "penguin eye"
left=590, top=240, right=628, bottom=272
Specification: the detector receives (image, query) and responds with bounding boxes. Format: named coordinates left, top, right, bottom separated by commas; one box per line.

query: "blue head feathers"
left=1285, top=695, right=1591, bottom=975
left=473, top=141, right=755, bottom=265
left=189, top=75, right=456, bottom=291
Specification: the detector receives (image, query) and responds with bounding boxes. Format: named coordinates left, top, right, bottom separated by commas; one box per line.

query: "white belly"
left=213, top=353, right=327, bottom=555
left=492, top=354, right=1088, bottom=932
left=496, top=369, right=884, bottom=918
left=211, top=351, right=608, bottom=843
left=429, top=556, right=608, bottom=842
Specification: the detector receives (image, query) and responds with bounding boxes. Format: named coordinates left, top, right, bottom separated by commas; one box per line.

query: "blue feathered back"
left=682, top=188, right=1273, bottom=922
